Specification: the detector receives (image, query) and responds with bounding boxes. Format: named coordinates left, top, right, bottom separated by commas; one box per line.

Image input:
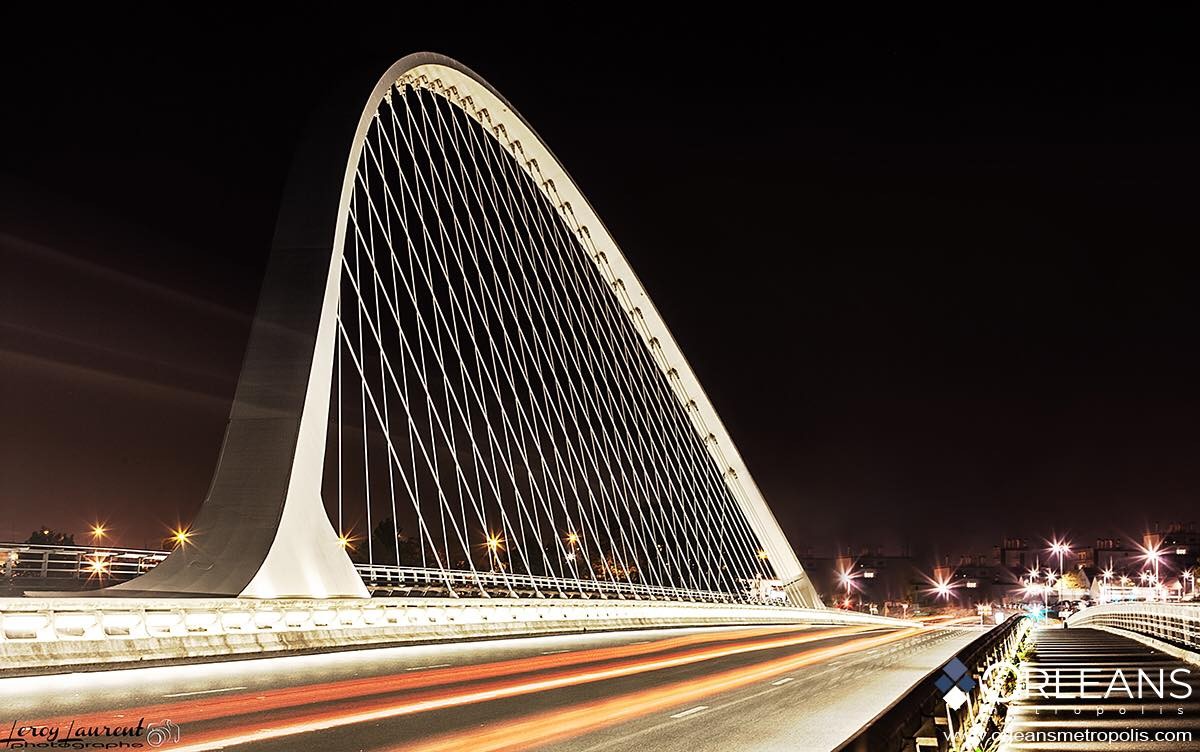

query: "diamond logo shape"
left=943, top=657, right=968, bottom=681
left=934, top=674, right=954, bottom=694
left=956, top=674, right=977, bottom=692
left=944, top=685, right=968, bottom=710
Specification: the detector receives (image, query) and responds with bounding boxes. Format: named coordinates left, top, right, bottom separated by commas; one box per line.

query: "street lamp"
left=1048, top=539, right=1071, bottom=577
left=89, top=524, right=107, bottom=547
left=837, top=569, right=855, bottom=593
left=1143, top=545, right=1162, bottom=596
left=170, top=528, right=191, bottom=548
left=486, top=533, right=503, bottom=572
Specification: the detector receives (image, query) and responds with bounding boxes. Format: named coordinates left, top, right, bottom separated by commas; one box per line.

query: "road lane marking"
left=540, top=649, right=571, bottom=655
left=669, top=705, right=708, bottom=719
left=404, top=663, right=452, bottom=671
left=162, top=686, right=247, bottom=698
left=771, top=677, right=795, bottom=686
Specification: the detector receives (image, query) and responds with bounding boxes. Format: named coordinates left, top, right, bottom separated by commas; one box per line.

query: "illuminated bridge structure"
left=82, top=52, right=824, bottom=613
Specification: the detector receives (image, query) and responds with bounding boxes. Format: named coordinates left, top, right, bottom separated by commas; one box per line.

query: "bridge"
left=2, top=53, right=1198, bottom=752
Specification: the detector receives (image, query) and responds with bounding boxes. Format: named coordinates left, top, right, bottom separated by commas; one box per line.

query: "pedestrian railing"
left=1067, top=602, right=1200, bottom=652
left=1, top=543, right=786, bottom=605
left=0, top=544, right=166, bottom=585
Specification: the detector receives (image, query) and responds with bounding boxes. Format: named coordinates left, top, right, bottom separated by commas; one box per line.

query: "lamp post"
left=1049, top=539, right=1071, bottom=577
left=486, top=533, right=503, bottom=572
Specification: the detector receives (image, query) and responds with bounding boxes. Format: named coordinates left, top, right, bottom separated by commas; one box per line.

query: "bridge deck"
left=1000, top=626, right=1200, bottom=750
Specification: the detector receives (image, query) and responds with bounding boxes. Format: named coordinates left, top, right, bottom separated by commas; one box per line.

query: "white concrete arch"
left=110, top=54, right=819, bottom=607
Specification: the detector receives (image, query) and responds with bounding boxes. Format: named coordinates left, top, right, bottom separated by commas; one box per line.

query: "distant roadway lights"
left=756, top=549, right=769, bottom=561
left=89, top=524, right=107, bottom=545
left=170, top=528, right=192, bottom=548
left=337, top=533, right=354, bottom=550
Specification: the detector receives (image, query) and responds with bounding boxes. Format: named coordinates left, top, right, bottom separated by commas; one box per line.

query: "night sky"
left=2, top=15, right=1197, bottom=560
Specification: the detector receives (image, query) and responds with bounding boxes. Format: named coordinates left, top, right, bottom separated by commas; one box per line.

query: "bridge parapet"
left=0, top=596, right=915, bottom=675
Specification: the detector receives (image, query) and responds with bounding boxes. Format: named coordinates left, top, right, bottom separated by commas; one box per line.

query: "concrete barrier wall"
left=0, top=597, right=915, bottom=675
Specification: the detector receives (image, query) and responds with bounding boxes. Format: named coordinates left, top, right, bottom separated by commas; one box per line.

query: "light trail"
left=22, top=624, right=878, bottom=733
left=113, top=625, right=911, bottom=752
left=386, top=627, right=925, bottom=752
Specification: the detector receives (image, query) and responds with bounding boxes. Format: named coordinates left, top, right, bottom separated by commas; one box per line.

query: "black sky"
left=2, top=14, right=1198, bottom=559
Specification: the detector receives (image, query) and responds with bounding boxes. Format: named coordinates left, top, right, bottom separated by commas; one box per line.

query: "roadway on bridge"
left=999, top=625, right=1200, bottom=751
left=2, top=621, right=982, bottom=751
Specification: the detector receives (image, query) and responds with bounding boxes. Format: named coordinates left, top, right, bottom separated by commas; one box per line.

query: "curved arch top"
left=104, top=53, right=819, bottom=607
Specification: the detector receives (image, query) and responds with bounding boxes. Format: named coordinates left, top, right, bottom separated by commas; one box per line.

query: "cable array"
left=327, top=81, right=776, bottom=602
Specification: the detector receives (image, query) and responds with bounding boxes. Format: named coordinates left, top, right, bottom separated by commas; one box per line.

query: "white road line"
left=540, top=649, right=571, bottom=655
left=404, top=663, right=452, bottom=671
left=668, top=705, right=709, bottom=719
left=162, top=686, right=247, bottom=698
left=771, top=677, right=795, bottom=686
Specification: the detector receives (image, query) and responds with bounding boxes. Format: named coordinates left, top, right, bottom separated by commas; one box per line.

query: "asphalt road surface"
left=1, top=621, right=984, bottom=752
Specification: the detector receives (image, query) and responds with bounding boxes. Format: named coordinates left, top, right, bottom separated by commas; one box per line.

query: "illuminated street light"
left=1049, top=539, right=1071, bottom=574
left=565, top=531, right=579, bottom=545
left=837, top=569, right=856, bottom=593
left=90, top=524, right=107, bottom=545
left=485, top=533, right=504, bottom=572
left=756, top=549, right=769, bottom=561
left=337, top=533, right=355, bottom=550
left=170, top=528, right=192, bottom=548
left=1141, top=544, right=1163, bottom=598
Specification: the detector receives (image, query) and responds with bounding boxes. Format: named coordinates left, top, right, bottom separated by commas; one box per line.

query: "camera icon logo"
left=145, top=720, right=181, bottom=747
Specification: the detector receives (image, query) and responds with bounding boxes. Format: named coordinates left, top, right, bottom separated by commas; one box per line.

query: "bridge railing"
left=0, top=543, right=167, bottom=585
left=0, top=543, right=779, bottom=605
left=359, top=563, right=749, bottom=603
left=1067, top=602, right=1200, bottom=652
left=837, top=614, right=1030, bottom=752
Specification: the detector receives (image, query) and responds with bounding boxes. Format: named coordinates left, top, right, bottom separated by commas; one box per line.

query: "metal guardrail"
left=837, top=614, right=1030, bottom=752
left=0, top=544, right=777, bottom=604
left=0, top=544, right=166, bottom=584
left=359, top=564, right=750, bottom=602
left=1067, top=602, right=1200, bottom=651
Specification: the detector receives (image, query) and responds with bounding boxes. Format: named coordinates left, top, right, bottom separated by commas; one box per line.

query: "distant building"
left=798, top=548, right=924, bottom=610
left=997, top=538, right=1033, bottom=571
